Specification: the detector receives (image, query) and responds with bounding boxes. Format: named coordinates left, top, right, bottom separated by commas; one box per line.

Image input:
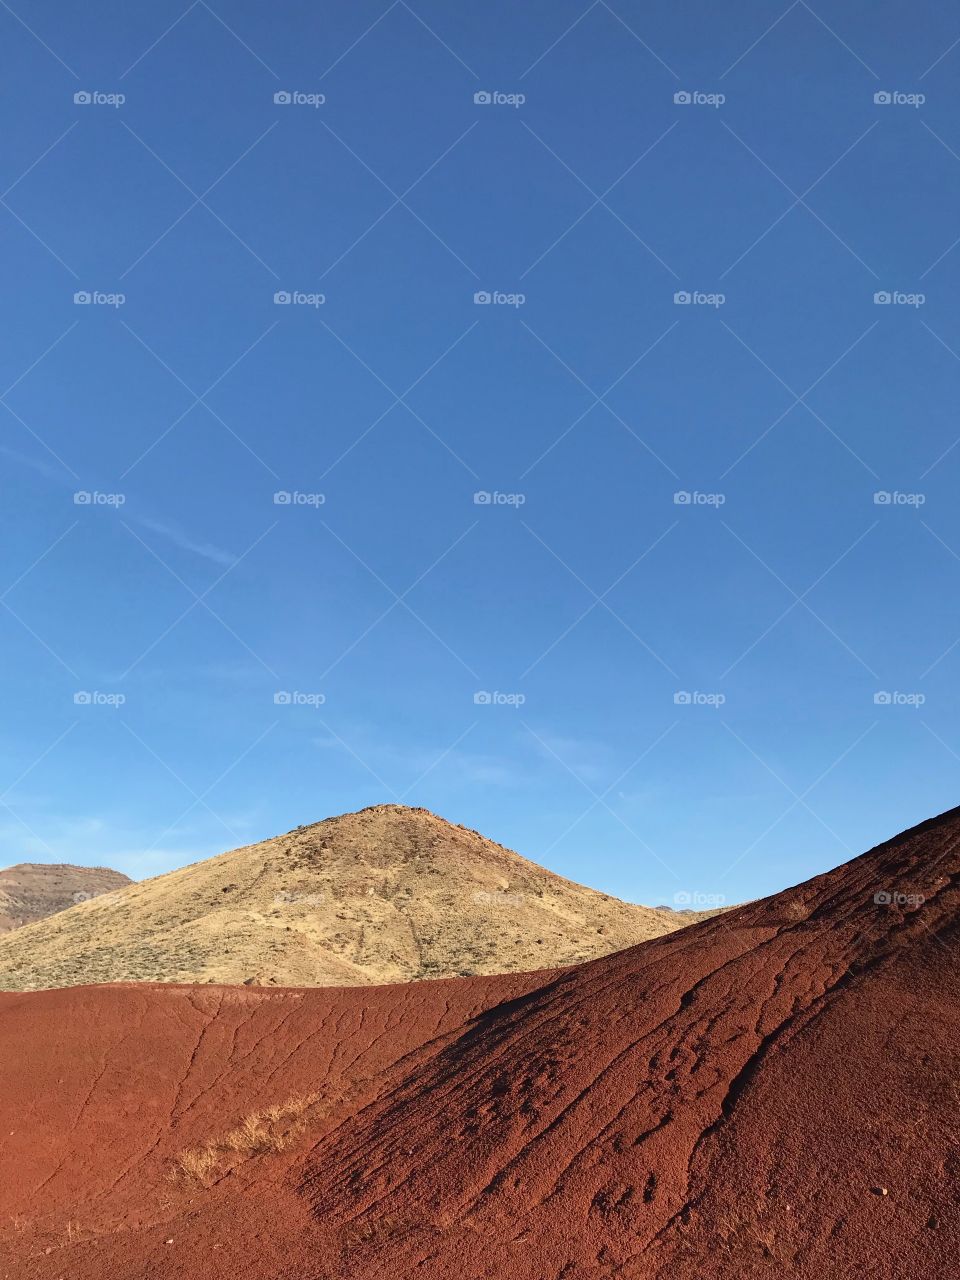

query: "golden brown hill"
left=0, top=863, right=131, bottom=934
left=0, top=804, right=703, bottom=991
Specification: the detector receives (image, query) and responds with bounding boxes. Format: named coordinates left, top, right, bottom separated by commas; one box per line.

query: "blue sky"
left=2, top=0, right=959, bottom=908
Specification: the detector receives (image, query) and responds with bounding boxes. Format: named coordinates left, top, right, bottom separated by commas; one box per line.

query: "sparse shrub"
left=344, top=1215, right=409, bottom=1245
left=172, top=1146, right=219, bottom=1183
left=169, top=1089, right=323, bottom=1185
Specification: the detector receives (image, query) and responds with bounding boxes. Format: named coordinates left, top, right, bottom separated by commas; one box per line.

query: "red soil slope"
left=2, top=806, right=959, bottom=1279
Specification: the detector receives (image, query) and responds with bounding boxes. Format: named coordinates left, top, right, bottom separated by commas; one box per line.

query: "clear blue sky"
left=2, top=0, right=959, bottom=908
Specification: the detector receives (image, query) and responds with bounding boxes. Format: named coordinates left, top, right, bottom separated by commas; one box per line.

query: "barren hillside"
left=0, top=862, right=131, bottom=934
left=1, top=804, right=957, bottom=1278
left=0, top=805, right=701, bottom=990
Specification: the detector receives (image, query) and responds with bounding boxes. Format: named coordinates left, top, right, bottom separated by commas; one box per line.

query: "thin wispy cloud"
left=0, top=444, right=70, bottom=485
left=137, top=517, right=238, bottom=569
left=2, top=446, right=237, bottom=569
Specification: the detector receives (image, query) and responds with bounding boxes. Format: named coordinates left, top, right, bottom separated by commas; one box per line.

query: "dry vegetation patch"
left=170, top=1090, right=324, bottom=1186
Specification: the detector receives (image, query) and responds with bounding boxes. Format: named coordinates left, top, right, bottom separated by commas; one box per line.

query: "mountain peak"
left=0, top=808, right=701, bottom=991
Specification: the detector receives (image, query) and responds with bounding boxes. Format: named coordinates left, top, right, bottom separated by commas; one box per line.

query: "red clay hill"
left=1, top=804, right=958, bottom=1279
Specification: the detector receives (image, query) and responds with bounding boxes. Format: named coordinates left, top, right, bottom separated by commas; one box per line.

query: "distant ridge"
left=0, top=862, right=131, bottom=935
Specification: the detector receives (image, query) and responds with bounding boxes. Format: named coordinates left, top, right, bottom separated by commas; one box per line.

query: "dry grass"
left=344, top=1214, right=410, bottom=1245
left=172, top=1145, right=220, bottom=1183
left=170, top=1089, right=323, bottom=1186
